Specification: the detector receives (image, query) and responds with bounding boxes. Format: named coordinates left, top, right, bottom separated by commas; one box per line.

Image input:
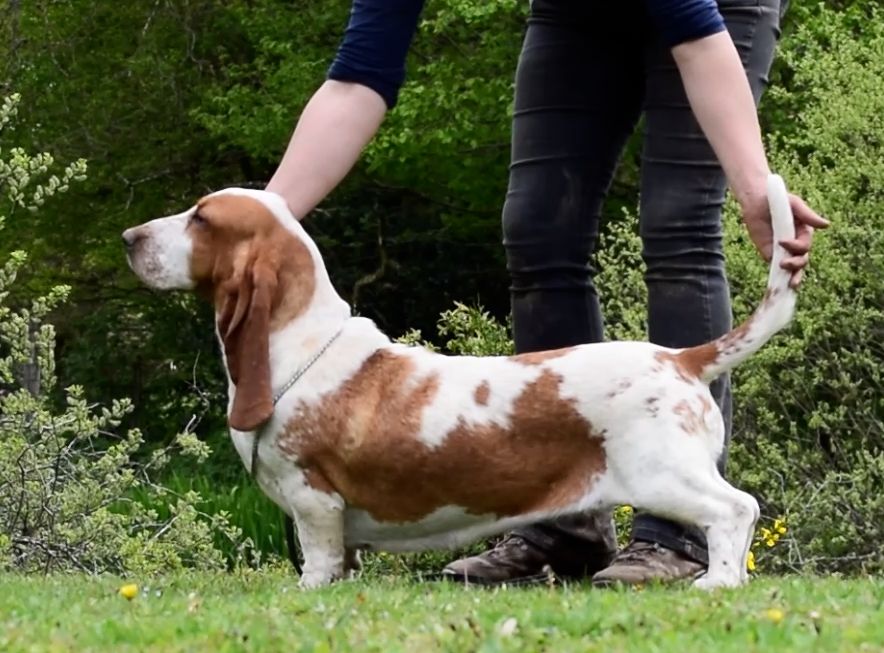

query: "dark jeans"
left=505, top=0, right=783, bottom=567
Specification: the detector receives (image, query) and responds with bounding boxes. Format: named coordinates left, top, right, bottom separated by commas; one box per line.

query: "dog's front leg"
left=287, top=485, right=346, bottom=589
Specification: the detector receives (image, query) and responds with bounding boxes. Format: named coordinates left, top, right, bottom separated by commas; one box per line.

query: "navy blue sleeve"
left=645, top=0, right=726, bottom=47
left=327, top=0, right=426, bottom=109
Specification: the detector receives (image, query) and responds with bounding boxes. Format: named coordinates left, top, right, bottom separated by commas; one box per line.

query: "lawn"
left=0, top=572, right=881, bottom=652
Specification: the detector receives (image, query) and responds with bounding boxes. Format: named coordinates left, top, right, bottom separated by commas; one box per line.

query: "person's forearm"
left=266, top=80, right=387, bottom=219
left=672, top=31, right=770, bottom=208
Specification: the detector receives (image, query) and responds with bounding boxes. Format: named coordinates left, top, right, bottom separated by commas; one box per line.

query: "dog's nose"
left=121, top=228, right=142, bottom=249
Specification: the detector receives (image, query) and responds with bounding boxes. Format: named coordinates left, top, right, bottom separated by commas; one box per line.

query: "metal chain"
left=250, top=325, right=345, bottom=479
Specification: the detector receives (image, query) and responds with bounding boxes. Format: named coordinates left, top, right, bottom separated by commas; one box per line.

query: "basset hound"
left=122, top=175, right=797, bottom=589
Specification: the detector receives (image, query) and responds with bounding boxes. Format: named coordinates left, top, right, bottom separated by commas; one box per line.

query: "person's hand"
left=740, top=191, right=830, bottom=289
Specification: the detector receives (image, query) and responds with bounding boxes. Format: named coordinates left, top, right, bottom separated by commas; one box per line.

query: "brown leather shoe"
left=591, top=540, right=706, bottom=587
left=442, top=534, right=614, bottom=585
left=441, top=536, right=556, bottom=585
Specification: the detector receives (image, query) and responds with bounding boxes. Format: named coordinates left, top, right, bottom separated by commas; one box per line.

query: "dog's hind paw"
left=692, top=574, right=742, bottom=591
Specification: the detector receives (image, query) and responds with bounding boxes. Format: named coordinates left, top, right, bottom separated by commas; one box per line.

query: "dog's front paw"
left=298, top=568, right=344, bottom=590
left=298, top=573, right=331, bottom=590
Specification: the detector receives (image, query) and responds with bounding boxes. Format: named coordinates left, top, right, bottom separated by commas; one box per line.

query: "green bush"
left=0, top=93, right=255, bottom=575
left=727, top=4, right=884, bottom=574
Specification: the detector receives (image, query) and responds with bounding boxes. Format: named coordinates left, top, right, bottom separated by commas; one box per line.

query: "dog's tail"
left=672, top=174, right=798, bottom=384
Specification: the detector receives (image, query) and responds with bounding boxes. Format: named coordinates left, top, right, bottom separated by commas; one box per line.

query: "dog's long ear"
left=218, top=257, right=278, bottom=431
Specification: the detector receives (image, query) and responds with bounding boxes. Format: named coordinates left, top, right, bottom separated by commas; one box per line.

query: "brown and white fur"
left=123, top=175, right=797, bottom=590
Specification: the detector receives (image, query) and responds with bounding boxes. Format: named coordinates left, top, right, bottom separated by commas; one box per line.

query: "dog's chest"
left=228, top=428, right=296, bottom=513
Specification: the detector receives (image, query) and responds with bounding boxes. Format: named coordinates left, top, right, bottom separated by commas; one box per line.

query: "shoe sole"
left=425, top=571, right=556, bottom=587
left=591, top=568, right=706, bottom=589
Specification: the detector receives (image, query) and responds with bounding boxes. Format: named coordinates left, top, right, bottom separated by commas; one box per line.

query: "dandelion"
left=119, top=583, right=138, bottom=600
left=763, top=608, right=785, bottom=624
left=749, top=515, right=789, bottom=569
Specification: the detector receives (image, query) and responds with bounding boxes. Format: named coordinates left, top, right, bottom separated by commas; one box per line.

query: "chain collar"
left=250, top=325, right=345, bottom=479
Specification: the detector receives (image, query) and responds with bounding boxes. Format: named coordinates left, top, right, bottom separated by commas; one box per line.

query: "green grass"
left=1, top=573, right=881, bottom=652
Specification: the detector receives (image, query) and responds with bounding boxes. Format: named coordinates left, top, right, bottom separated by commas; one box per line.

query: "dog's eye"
left=190, top=212, right=207, bottom=227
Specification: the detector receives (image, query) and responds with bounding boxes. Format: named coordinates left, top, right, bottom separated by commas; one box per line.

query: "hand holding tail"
left=741, top=176, right=829, bottom=288
left=684, top=174, right=821, bottom=383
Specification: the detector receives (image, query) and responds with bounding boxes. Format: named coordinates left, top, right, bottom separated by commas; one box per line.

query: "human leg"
left=443, top=0, right=645, bottom=584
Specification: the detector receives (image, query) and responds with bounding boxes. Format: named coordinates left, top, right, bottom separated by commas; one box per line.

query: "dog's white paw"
left=692, top=574, right=742, bottom=591
left=298, top=571, right=336, bottom=590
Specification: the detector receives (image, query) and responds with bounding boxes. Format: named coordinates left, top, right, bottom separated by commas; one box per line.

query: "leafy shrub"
left=725, top=4, right=884, bottom=574
left=0, top=93, right=253, bottom=575
left=398, top=301, right=512, bottom=357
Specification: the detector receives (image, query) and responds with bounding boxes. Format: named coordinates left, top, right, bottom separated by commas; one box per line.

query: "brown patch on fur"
left=716, top=318, right=753, bottom=357
left=188, top=194, right=317, bottom=430
left=673, top=395, right=713, bottom=436
left=278, top=350, right=606, bottom=522
left=216, top=255, right=275, bottom=431
left=654, top=350, right=704, bottom=384
left=606, top=378, right=633, bottom=400
left=511, top=347, right=575, bottom=366
left=645, top=396, right=660, bottom=418
left=190, top=194, right=316, bottom=332
left=698, top=395, right=713, bottom=421
left=474, top=381, right=491, bottom=406
left=673, top=399, right=704, bottom=435
left=303, top=467, right=336, bottom=495
left=663, top=294, right=778, bottom=383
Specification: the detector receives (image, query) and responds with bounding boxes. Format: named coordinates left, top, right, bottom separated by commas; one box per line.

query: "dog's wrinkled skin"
left=123, top=176, right=797, bottom=590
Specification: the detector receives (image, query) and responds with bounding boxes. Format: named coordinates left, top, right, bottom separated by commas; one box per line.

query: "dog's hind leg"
left=732, top=486, right=760, bottom=584
left=640, top=478, right=754, bottom=588
left=344, top=547, right=363, bottom=578
left=692, top=479, right=759, bottom=590
left=611, top=433, right=758, bottom=589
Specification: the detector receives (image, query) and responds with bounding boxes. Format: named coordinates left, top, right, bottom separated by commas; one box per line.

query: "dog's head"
left=122, top=188, right=319, bottom=431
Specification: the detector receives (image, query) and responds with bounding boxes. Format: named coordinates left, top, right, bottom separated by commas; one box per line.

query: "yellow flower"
left=763, top=608, right=785, bottom=624
left=746, top=551, right=756, bottom=572
left=119, top=583, right=138, bottom=600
